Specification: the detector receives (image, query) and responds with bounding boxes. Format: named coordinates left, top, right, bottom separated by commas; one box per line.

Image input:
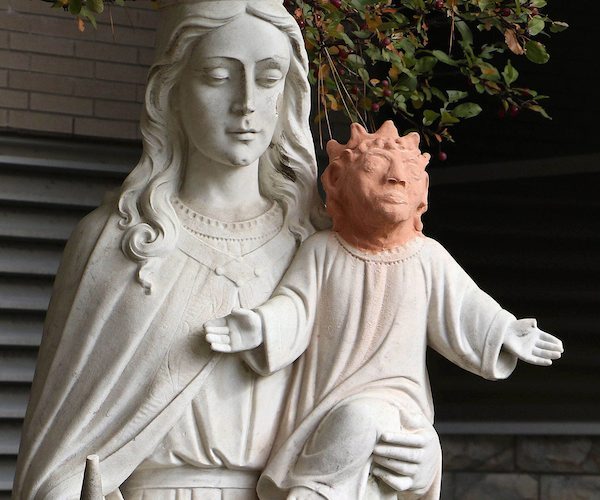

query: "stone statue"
left=13, top=3, right=435, bottom=500
left=205, top=121, right=564, bottom=500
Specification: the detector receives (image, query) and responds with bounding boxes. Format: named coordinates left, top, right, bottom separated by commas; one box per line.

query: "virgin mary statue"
left=12, top=0, right=327, bottom=498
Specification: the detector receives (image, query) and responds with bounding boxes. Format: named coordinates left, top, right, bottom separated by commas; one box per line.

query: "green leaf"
left=423, top=110, right=440, bottom=126
left=352, top=30, right=373, bottom=39
left=431, top=87, right=447, bottom=103
left=432, top=50, right=459, bottom=66
left=358, top=68, right=370, bottom=83
left=528, top=104, right=551, bottom=119
left=525, top=40, right=550, bottom=64
left=456, top=20, right=473, bottom=45
left=346, top=54, right=366, bottom=67
left=452, top=102, right=482, bottom=118
left=115, top=0, right=125, bottom=5
left=447, top=90, right=468, bottom=103
left=88, top=0, right=104, bottom=14
left=340, top=33, right=356, bottom=50
left=69, top=0, right=82, bottom=15
left=502, top=60, right=519, bottom=85
left=414, top=56, right=437, bottom=73
left=530, top=0, right=547, bottom=6
left=440, top=110, right=460, bottom=125
left=550, top=21, right=569, bottom=33
left=79, top=6, right=97, bottom=28
left=528, top=16, right=545, bottom=36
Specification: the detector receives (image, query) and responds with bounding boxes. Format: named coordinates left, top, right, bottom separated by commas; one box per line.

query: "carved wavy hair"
left=117, top=1, right=327, bottom=292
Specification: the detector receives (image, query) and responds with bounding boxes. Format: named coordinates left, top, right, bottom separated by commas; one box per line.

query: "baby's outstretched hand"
left=503, top=319, right=564, bottom=366
left=204, top=308, right=263, bottom=353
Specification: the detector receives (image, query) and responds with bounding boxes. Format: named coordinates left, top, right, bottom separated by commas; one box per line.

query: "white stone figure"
left=13, top=4, right=435, bottom=500
left=205, top=121, right=564, bottom=500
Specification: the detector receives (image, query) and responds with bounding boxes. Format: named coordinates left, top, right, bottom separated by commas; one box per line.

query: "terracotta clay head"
left=322, top=121, right=430, bottom=251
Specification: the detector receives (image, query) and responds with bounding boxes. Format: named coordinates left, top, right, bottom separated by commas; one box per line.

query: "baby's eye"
left=256, top=69, right=284, bottom=88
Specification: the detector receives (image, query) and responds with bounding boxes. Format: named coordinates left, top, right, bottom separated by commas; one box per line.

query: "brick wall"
left=440, top=435, right=600, bottom=499
left=0, top=0, right=157, bottom=140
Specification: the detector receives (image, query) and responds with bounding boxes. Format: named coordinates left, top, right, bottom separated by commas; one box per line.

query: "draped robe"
left=13, top=199, right=297, bottom=500
left=255, top=231, right=522, bottom=499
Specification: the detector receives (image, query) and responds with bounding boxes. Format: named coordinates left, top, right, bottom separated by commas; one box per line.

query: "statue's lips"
left=378, top=193, right=408, bottom=204
left=227, top=129, right=260, bottom=141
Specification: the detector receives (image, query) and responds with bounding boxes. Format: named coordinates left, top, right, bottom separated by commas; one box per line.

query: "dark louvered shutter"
left=0, top=135, right=136, bottom=498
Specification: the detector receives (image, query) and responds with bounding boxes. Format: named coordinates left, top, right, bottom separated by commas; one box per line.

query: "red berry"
left=530, top=7, right=539, bottom=15
left=371, top=102, right=380, bottom=112
left=338, top=67, right=346, bottom=76
left=381, top=80, right=389, bottom=88
left=339, top=48, right=348, bottom=60
left=383, top=88, right=392, bottom=97
left=438, top=151, right=448, bottom=161
left=497, top=108, right=506, bottom=119
left=330, top=0, right=341, bottom=8
left=297, top=18, right=305, bottom=28
left=501, top=7, right=511, bottom=16
left=381, top=37, right=392, bottom=47
left=434, top=0, right=444, bottom=10
left=350, top=86, right=359, bottom=95
left=509, top=104, right=520, bottom=118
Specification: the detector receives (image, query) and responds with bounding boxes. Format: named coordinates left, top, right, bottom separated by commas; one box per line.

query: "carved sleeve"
left=425, top=241, right=519, bottom=380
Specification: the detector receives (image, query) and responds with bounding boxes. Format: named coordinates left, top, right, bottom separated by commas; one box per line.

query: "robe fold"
left=13, top=200, right=297, bottom=500
left=255, top=231, right=522, bottom=499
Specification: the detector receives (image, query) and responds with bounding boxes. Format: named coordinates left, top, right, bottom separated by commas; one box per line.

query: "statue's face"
left=177, top=13, right=291, bottom=167
left=344, top=150, right=427, bottom=229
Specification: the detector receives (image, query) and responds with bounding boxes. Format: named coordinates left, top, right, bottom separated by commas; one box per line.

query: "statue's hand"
left=371, top=413, right=439, bottom=493
left=204, top=308, right=263, bottom=353
left=503, top=319, right=564, bottom=366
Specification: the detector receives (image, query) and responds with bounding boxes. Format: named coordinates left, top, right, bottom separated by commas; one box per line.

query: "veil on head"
left=116, top=0, right=327, bottom=293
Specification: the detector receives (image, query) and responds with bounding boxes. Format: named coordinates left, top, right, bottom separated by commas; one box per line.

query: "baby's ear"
left=321, top=162, right=343, bottom=198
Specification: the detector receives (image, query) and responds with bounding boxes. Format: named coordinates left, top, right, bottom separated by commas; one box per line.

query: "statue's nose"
left=386, top=162, right=406, bottom=186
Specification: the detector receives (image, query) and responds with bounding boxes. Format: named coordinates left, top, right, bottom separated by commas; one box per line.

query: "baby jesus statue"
left=204, top=121, right=563, bottom=500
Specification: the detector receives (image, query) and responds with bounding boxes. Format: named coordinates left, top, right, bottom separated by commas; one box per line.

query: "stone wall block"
left=453, top=473, right=539, bottom=500
left=74, top=116, right=138, bottom=140
left=73, top=79, right=138, bottom=102
left=517, top=436, right=600, bottom=473
left=95, top=61, right=148, bottom=85
left=441, top=435, right=515, bottom=472
left=540, top=475, right=600, bottom=500
left=8, top=70, right=76, bottom=96
left=0, top=89, right=28, bottom=110
left=8, top=110, right=73, bottom=134
left=30, top=53, right=94, bottom=78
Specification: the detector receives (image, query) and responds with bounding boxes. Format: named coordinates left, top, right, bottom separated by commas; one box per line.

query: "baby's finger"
left=539, top=332, right=564, bottom=349
left=533, top=347, right=561, bottom=360
left=373, top=444, right=423, bottom=464
left=210, top=343, right=232, bottom=353
left=206, top=333, right=230, bottom=344
left=530, top=355, right=553, bottom=366
left=371, top=467, right=413, bottom=492
left=204, top=326, right=230, bottom=335
left=372, top=456, right=419, bottom=476
left=535, top=339, right=562, bottom=351
left=204, top=318, right=226, bottom=328
left=379, top=432, right=426, bottom=448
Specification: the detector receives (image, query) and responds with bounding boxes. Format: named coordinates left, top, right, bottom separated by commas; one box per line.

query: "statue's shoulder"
left=300, top=229, right=337, bottom=252
left=60, top=196, right=124, bottom=275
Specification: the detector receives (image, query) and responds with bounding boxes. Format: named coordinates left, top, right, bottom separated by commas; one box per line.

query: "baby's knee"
left=318, top=398, right=399, bottom=444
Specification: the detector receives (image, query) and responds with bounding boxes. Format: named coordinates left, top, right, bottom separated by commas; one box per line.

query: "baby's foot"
left=287, top=486, right=325, bottom=500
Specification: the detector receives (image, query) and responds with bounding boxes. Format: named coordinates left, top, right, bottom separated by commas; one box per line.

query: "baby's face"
left=343, top=148, right=427, bottom=230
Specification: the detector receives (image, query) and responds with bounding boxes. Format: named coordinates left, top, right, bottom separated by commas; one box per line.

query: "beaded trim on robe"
left=172, top=197, right=283, bottom=241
